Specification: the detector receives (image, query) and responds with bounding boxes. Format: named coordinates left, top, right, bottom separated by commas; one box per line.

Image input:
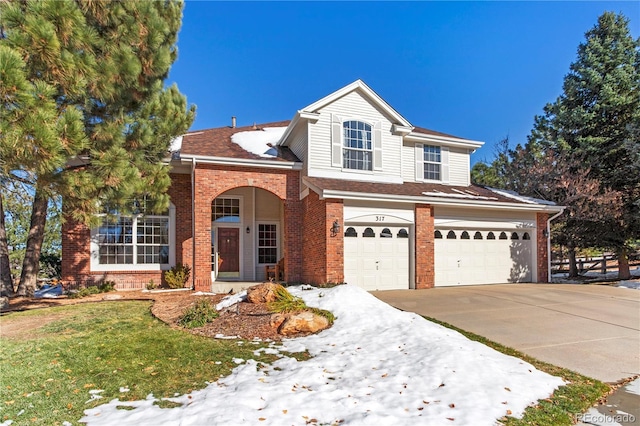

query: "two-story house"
left=62, top=80, right=563, bottom=292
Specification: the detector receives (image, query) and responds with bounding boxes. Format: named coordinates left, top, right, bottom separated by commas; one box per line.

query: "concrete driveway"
left=372, top=284, right=640, bottom=383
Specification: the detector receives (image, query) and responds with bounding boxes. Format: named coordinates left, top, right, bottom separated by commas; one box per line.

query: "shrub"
left=67, top=281, right=115, bottom=299
left=178, top=299, right=219, bottom=328
left=267, top=285, right=307, bottom=313
left=146, top=279, right=157, bottom=290
left=165, top=264, right=191, bottom=289
left=309, top=307, right=335, bottom=325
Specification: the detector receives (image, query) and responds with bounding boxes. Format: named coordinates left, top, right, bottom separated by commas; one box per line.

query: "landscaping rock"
left=277, top=310, right=329, bottom=336
left=102, top=294, right=123, bottom=300
left=269, top=313, right=287, bottom=329
left=0, top=296, right=8, bottom=311
left=247, top=282, right=283, bottom=304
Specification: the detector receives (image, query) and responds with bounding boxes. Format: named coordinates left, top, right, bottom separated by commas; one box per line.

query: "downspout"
left=191, top=157, right=196, bottom=290
left=547, top=209, right=565, bottom=283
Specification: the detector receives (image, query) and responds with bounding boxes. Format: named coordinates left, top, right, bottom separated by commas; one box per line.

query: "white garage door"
left=344, top=225, right=410, bottom=291
left=435, top=230, right=533, bottom=286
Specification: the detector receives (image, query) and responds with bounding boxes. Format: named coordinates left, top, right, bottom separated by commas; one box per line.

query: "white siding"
left=402, top=143, right=415, bottom=182
left=287, top=124, right=308, bottom=169
left=308, top=90, right=403, bottom=183
left=449, top=147, right=470, bottom=186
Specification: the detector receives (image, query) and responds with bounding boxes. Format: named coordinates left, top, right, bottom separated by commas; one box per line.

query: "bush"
left=178, top=299, right=219, bottom=328
left=165, top=264, right=190, bottom=289
left=146, top=279, right=157, bottom=290
left=68, top=281, right=115, bottom=299
left=267, top=285, right=307, bottom=313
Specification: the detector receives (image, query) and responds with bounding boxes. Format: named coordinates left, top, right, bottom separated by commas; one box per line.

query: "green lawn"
left=0, top=301, right=279, bottom=425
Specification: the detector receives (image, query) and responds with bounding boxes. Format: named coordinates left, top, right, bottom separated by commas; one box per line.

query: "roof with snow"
left=178, top=121, right=472, bottom=162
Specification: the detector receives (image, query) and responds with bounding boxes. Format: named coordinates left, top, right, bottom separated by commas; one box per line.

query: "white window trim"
left=256, top=221, right=279, bottom=265
left=90, top=203, right=176, bottom=272
left=415, top=143, right=449, bottom=183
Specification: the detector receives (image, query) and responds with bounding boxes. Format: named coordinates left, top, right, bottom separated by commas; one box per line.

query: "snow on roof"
left=169, top=135, right=183, bottom=152
left=486, top=187, right=557, bottom=206
left=422, top=188, right=499, bottom=200
left=231, top=126, right=288, bottom=158
left=81, top=284, right=564, bottom=426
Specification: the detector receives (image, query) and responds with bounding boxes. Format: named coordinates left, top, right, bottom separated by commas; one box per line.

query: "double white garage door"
left=344, top=225, right=410, bottom=291
left=344, top=225, right=534, bottom=290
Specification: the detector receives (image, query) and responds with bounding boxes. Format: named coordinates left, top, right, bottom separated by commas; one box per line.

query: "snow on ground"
left=553, top=266, right=640, bottom=289
left=81, top=285, right=564, bottom=426
left=231, top=127, right=288, bottom=157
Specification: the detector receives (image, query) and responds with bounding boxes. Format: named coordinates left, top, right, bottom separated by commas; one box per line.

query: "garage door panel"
left=344, top=225, right=410, bottom=291
left=435, top=228, right=534, bottom=287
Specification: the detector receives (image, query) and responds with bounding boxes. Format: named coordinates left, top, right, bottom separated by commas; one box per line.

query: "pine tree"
left=528, top=12, right=640, bottom=279
left=0, top=0, right=195, bottom=296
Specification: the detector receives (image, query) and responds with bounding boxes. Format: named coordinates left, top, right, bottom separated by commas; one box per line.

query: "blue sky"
left=167, top=1, right=639, bottom=164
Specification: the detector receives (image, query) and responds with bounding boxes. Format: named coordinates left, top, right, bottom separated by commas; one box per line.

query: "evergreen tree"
left=0, top=0, right=195, bottom=296
left=529, top=12, right=640, bottom=279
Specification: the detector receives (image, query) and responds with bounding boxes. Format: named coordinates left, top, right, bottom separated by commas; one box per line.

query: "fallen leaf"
left=506, top=410, right=512, bottom=415
left=282, top=410, right=287, bottom=414
left=504, top=387, right=511, bottom=392
left=258, top=418, right=266, bottom=421
left=449, top=403, right=455, bottom=408
left=447, top=418, right=455, bottom=421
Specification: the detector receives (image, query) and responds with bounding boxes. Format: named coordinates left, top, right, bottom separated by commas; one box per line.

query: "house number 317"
left=376, top=216, right=385, bottom=221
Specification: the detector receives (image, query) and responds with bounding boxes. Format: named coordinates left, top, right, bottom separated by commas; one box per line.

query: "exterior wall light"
left=543, top=229, right=549, bottom=238
left=246, top=226, right=250, bottom=234
left=330, top=220, right=340, bottom=237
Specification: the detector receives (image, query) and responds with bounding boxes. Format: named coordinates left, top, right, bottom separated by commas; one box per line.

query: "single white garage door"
left=435, top=230, right=533, bottom=286
left=344, top=225, right=410, bottom=291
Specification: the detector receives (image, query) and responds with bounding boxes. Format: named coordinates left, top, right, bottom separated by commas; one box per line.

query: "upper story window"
left=343, top=120, right=372, bottom=170
left=423, top=145, right=441, bottom=180
left=415, top=143, right=449, bottom=183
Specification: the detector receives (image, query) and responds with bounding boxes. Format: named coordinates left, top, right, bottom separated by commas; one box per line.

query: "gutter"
left=547, top=208, right=566, bottom=283
left=180, top=154, right=302, bottom=170
left=191, top=157, right=196, bottom=290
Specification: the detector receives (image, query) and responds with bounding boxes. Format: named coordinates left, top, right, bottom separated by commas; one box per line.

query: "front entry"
left=217, top=227, right=240, bottom=279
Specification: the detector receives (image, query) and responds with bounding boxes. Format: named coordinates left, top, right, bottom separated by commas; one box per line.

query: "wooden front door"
left=218, top=228, right=240, bottom=276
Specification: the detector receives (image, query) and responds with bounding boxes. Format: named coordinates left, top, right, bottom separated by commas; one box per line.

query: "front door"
left=217, top=227, right=240, bottom=279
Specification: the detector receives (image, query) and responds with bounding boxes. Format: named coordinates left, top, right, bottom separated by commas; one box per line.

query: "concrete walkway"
left=372, top=283, right=640, bottom=383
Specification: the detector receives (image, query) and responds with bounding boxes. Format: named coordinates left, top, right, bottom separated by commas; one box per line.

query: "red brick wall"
left=536, top=212, right=549, bottom=283
left=61, top=173, right=192, bottom=290
left=301, top=191, right=344, bottom=285
left=415, top=204, right=435, bottom=289
left=192, top=164, right=302, bottom=291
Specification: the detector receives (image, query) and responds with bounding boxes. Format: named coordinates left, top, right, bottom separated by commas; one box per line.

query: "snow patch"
left=215, top=290, right=247, bottom=310
left=423, top=189, right=498, bottom=200
left=80, top=285, right=564, bottom=426
left=231, top=127, right=288, bottom=158
left=487, top=187, right=557, bottom=205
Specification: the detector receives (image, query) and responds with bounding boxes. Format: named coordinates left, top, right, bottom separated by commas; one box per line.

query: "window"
left=343, top=120, right=372, bottom=170
left=487, top=232, right=496, bottom=240
left=363, top=227, right=375, bottom=237
left=344, top=227, right=357, bottom=237
left=423, top=145, right=441, bottom=180
left=380, top=228, right=392, bottom=238
left=434, top=230, right=443, bottom=239
left=94, top=208, right=171, bottom=268
left=474, top=231, right=483, bottom=240
left=397, top=229, right=409, bottom=238
left=257, top=224, right=278, bottom=264
left=212, top=198, right=240, bottom=222
left=511, top=232, right=520, bottom=240
left=523, top=232, right=531, bottom=240
left=461, top=231, right=470, bottom=240
left=446, top=230, right=457, bottom=239
left=499, top=232, right=508, bottom=240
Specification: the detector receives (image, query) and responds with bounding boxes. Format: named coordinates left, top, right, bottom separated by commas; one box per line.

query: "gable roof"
left=300, top=79, right=412, bottom=127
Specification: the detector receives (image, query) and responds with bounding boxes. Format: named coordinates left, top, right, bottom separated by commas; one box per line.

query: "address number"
left=375, top=216, right=385, bottom=221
